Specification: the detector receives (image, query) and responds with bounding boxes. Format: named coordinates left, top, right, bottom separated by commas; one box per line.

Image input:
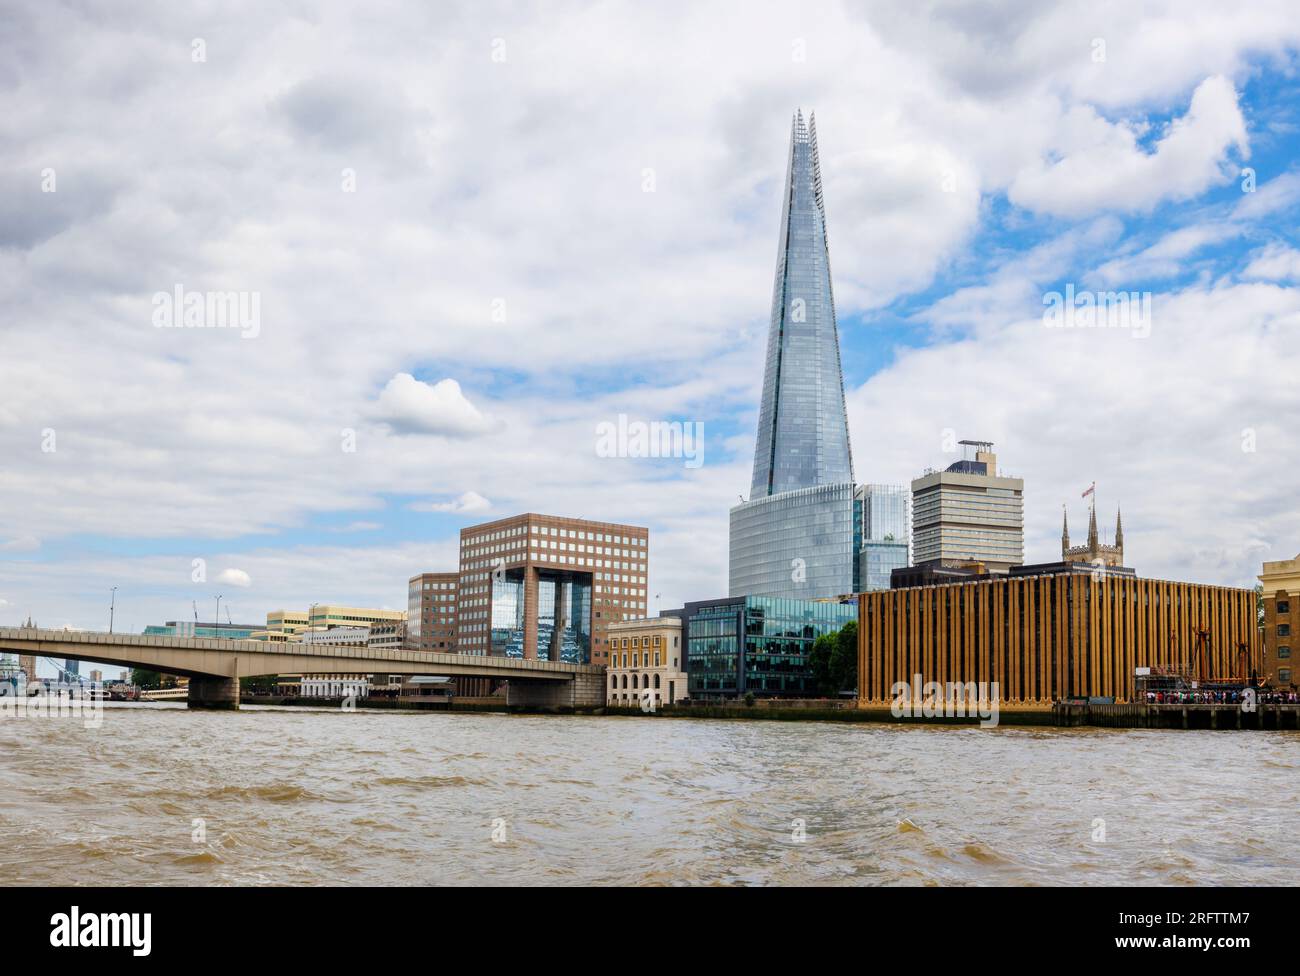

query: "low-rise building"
left=859, top=565, right=1259, bottom=707
left=685, top=596, right=857, bottom=701
left=1260, top=553, right=1300, bottom=688
left=606, top=614, right=687, bottom=707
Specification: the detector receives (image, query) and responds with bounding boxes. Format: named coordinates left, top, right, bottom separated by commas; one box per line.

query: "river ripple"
left=2, top=703, right=1297, bottom=886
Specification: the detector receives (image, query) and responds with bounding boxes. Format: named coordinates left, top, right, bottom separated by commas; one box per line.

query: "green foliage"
left=130, top=668, right=162, bottom=689
left=810, top=620, right=858, bottom=696
left=743, top=691, right=756, bottom=707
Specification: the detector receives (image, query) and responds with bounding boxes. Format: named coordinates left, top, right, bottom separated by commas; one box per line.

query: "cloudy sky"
left=2, top=1, right=1299, bottom=655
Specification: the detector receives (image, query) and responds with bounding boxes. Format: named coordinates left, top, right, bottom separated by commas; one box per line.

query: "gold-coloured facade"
left=858, top=572, right=1260, bottom=707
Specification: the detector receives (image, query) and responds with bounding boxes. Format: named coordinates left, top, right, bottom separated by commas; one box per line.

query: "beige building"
left=1260, top=554, right=1300, bottom=688
left=606, top=615, right=686, bottom=708
left=912, top=440, right=1024, bottom=574
left=308, top=604, right=405, bottom=630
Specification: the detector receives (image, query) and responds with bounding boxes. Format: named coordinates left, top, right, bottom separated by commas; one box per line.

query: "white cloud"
left=848, top=274, right=1300, bottom=590
left=0, top=1, right=1298, bottom=625
left=374, top=374, right=498, bottom=438
left=1242, top=243, right=1300, bottom=282
left=412, top=491, right=492, bottom=514
left=0, top=537, right=40, bottom=553
left=1009, top=75, right=1248, bottom=218
left=215, top=568, right=252, bottom=588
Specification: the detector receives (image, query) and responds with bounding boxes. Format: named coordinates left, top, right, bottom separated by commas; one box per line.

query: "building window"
left=1280, top=647, right=1292, bottom=659
left=1280, top=624, right=1292, bottom=637
left=1279, top=601, right=1291, bottom=614
left=1280, top=668, right=1293, bottom=685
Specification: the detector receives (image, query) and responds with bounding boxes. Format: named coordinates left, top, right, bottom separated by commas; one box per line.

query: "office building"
left=1260, top=553, right=1300, bottom=688
left=858, top=566, right=1259, bottom=707
left=729, top=110, right=858, bottom=601
left=685, top=595, right=856, bottom=701
left=606, top=614, right=688, bottom=707
left=143, top=620, right=261, bottom=640
left=455, top=513, right=648, bottom=666
left=857, top=484, right=910, bottom=591
left=911, top=440, right=1024, bottom=573
left=407, top=572, right=458, bottom=651
left=308, top=604, right=405, bottom=631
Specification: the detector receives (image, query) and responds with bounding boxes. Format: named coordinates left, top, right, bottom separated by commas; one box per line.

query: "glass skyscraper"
left=856, top=484, right=910, bottom=590
left=730, top=110, right=857, bottom=600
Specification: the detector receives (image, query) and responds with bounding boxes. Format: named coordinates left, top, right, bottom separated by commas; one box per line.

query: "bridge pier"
left=505, top=672, right=605, bottom=710
left=187, top=675, right=240, bottom=710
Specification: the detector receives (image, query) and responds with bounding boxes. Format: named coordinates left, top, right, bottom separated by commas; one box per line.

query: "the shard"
left=729, top=110, right=859, bottom=600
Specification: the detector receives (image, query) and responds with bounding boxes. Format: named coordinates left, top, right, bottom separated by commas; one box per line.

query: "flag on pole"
left=1082, top=482, right=1095, bottom=499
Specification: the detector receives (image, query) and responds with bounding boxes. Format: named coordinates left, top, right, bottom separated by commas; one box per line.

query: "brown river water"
left=2, top=703, right=1297, bottom=886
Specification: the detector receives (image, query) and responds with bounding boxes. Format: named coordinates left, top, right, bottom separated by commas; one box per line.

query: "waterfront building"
left=857, top=484, right=910, bottom=591
left=143, top=620, right=261, bottom=640
left=455, top=513, right=648, bottom=666
left=858, top=566, right=1259, bottom=707
left=267, top=610, right=309, bottom=635
left=301, top=626, right=370, bottom=645
left=685, top=595, right=856, bottom=701
left=1259, top=553, right=1300, bottom=688
left=729, top=110, right=858, bottom=601
left=407, top=572, right=458, bottom=651
left=300, top=675, right=370, bottom=698
left=605, top=614, right=687, bottom=707
left=911, top=440, right=1024, bottom=574
left=366, top=621, right=406, bottom=650
left=308, top=604, right=405, bottom=631
left=1063, top=500, right=1124, bottom=568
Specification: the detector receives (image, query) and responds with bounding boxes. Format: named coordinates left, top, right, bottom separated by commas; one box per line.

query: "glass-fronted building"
left=858, top=541, right=909, bottom=592
left=729, top=483, right=859, bottom=599
left=729, top=110, right=858, bottom=601
left=856, top=484, right=910, bottom=591
left=490, top=568, right=592, bottom=664
left=685, top=595, right=857, bottom=701
left=142, top=621, right=261, bottom=640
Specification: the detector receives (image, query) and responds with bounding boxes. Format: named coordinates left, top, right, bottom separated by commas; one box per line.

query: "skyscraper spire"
left=749, top=108, right=854, bottom=498
left=730, top=111, right=860, bottom=600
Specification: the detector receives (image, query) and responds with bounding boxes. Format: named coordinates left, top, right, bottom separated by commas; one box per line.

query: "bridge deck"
left=0, top=627, right=603, bottom=681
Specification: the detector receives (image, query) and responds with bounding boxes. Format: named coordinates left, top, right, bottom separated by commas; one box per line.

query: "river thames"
left=3, top=703, right=1297, bottom=886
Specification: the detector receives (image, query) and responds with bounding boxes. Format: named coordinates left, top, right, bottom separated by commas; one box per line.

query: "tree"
left=809, top=621, right=858, bottom=696
left=130, top=668, right=162, bottom=689
left=829, top=620, right=859, bottom=694
left=809, top=632, right=836, bottom=695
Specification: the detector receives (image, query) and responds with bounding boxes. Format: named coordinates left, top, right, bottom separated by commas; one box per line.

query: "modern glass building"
left=490, top=568, right=593, bottom=664
left=858, top=541, right=909, bottom=591
left=856, top=484, right=910, bottom=591
left=685, top=595, right=857, bottom=701
left=729, top=109, right=858, bottom=600
left=142, top=621, right=261, bottom=640
left=729, top=483, right=859, bottom=599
